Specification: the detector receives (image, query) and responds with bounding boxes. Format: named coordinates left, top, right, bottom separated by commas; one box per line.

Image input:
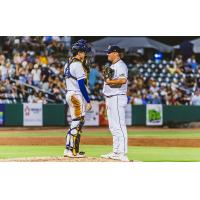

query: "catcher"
left=63, top=39, right=92, bottom=158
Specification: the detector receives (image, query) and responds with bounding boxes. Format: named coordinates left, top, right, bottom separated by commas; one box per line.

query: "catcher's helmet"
left=72, top=39, right=91, bottom=54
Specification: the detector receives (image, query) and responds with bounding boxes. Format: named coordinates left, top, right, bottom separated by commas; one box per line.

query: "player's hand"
left=106, top=78, right=111, bottom=84
left=86, top=102, right=92, bottom=111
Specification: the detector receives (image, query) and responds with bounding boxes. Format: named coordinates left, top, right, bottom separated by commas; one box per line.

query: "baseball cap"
left=106, top=45, right=122, bottom=54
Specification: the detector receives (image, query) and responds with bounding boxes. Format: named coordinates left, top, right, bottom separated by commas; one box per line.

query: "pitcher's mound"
left=0, top=156, right=132, bottom=162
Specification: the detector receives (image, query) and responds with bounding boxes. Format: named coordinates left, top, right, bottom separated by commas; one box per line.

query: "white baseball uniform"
left=64, top=60, right=88, bottom=152
left=64, top=61, right=86, bottom=120
left=103, top=59, right=128, bottom=155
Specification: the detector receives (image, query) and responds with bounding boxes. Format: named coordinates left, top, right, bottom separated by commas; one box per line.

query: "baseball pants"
left=66, top=91, right=85, bottom=148
left=66, top=91, right=85, bottom=120
left=106, top=95, right=128, bottom=154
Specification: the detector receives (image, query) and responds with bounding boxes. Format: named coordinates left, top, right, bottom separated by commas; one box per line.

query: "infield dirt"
left=1, top=127, right=200, bottom=147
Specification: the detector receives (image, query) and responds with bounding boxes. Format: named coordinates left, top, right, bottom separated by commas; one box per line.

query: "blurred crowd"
left=0, top=36, right=70, bottom=103
left=127, top=55, right=200, bottom=105
left=0, top=36, right=200, bottom=105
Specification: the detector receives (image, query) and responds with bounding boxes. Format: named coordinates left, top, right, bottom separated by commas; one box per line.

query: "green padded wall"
left=163, top=105, right=200, bottom=124
left=132, top=105, right=146, bottom=125
left=43, top=104, right=66, bottom=126
left=4, top=104, right=23, bottom=126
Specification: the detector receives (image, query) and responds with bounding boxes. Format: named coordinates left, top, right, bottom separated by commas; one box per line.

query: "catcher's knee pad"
left=65, top=117, right=84, bottom=155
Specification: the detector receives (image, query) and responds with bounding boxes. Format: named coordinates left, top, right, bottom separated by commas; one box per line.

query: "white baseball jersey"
left=64, top=61, right=86, bottom=93
left=103, top=60, right=128, bottom=96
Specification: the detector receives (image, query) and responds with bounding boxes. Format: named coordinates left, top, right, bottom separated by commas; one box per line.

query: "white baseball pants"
left=106, top=95, right=128, bottom=154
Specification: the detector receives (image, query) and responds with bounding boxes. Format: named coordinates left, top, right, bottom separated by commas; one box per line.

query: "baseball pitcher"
left=101, top=45, right=129, bottom=161
left=64, top=39, right=92, bottom=158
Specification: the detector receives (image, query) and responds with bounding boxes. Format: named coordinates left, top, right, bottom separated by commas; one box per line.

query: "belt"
left=105, top=94, right=126, bottom=98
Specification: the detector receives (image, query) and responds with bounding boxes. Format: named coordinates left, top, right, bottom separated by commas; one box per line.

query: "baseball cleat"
left=64, top=149, right=86, bottom=158
left=120, top=155, right=129, bottom=162
left=101, top=152, right=119, bottom=159
left=109, top=154, right=129, bottom=162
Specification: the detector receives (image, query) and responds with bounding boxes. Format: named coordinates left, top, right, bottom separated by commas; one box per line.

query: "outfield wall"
left=2, top=104, right=66, bottom=126
left=132, top=105, right=200, bottom=126
left=1, top=103, right=200, bottom=126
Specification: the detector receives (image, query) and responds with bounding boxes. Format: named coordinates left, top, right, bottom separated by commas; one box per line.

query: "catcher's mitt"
left=103, top=66, right=115, bottom=80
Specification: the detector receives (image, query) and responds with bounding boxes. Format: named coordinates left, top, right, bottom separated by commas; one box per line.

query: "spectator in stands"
left=130, top=93, right=143, bottom=105
left=146, top=92, right=153, bottom=104
left=26, top=62, right=33, bottom=85
left=160, top=83, right=167, bottom=104
left=0, top=53, right=6, bottom=65
left=27, top=90, right=38, bottom=103
left=89, top=63, right=100, bottom=89
left=167, top=63, right=182, bottom=75
left=35, top=91, right=47, bottom=104
left=149, top=81, right=159, bottom=93
left=38, top=51, right=48, bottom=65
left=13, top=52, right=21, bottom=64
left=191, top=89, right=200, bottom=105
left=31, top=64, right=41, bottom=87
left=152, top=93, right=161, bottom=104
left=41, top=64, right=51, bottom=91
left=166, top=92, right=177, bottom=105
left=0, top=62, right=8, bottom=81
left=174, top=55, right=184, bottom=68
left=18, top=64, right=27, bottom=84
left=187, top=55, right=198, bottom=72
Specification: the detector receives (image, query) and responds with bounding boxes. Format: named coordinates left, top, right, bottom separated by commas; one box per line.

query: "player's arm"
left=106, top=77, right=127, bottom=85
left=75, top=62, right=92, bottom=111
left=106, top=64, right=127, bottom=86
left=77, top=78, right=90, bottom=103
left=77, top=78, right=92, bottom=111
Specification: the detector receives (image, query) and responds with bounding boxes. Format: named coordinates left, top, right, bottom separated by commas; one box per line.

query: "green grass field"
left=1, top=129, right=200, bottom=161
left=1, top=145, right=200, bottom=161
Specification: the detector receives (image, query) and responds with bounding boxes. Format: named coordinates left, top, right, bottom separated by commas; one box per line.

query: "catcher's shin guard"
left=72, top=132, right=81, bottom=156
left=65, top=116, right=85, bottom=156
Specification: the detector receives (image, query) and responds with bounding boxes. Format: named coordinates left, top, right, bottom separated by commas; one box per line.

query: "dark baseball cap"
left=106, top=45, right=122, bottom=54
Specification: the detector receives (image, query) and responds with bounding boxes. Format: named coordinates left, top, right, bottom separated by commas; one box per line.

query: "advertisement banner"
left=0, top=104, right=5, bottom=126
left=84, top=102, right=99, bottom=126
left=67, top=102, right=99, bottom=126
left=23, top=103, right=43, bottom=126
left=146, top=104, right=163, bottom=126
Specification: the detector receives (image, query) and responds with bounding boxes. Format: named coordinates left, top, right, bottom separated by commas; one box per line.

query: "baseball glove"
left=103, top=66, right=115, bottom=80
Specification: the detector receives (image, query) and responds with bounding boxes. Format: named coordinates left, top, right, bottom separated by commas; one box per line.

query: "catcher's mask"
left=72, top=39, right=91, bottom=55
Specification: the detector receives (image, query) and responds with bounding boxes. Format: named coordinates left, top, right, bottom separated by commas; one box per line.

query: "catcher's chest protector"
left=64, top=58, right=81, bottom=80
left=65, top=58, right=89, bottom=85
